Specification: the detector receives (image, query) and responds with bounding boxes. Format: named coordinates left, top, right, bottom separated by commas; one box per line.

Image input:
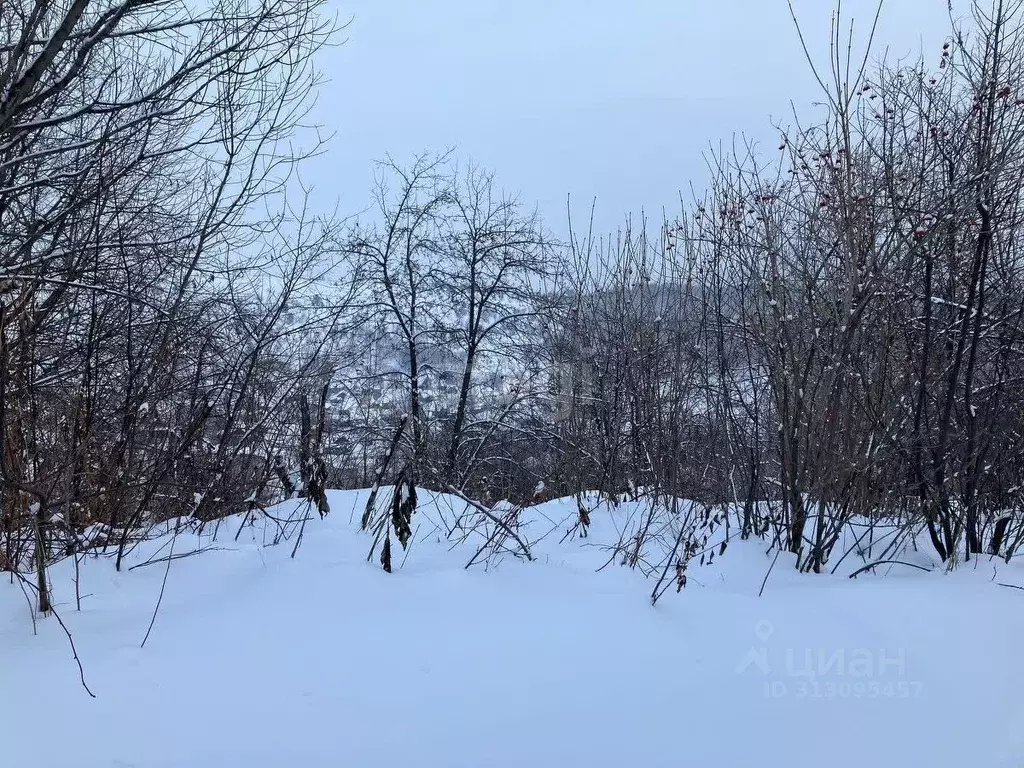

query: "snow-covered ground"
left=3, top=489, right=1024, bottom=768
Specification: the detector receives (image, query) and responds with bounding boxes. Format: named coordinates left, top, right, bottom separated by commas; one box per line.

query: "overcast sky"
left=306, top=1, right=956, bottom=235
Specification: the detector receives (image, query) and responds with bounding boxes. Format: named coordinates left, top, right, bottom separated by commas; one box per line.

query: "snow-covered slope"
left=3, top=489, right=1024, bottom=767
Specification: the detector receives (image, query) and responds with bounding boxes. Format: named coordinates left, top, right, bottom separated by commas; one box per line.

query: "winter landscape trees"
left=6, top=0, right=1024, bottom=618
left=0, top=0, right=341, bottom=607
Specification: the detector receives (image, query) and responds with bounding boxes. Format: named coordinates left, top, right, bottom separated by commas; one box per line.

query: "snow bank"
left=2, top=488, right=1024, bottom=767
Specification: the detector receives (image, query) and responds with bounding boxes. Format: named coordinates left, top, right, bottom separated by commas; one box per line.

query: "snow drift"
left=2, top=488, right=1024, bottom=768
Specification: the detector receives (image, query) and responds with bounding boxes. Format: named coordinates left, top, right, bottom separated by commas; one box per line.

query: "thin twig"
left=50, top=603, right=96, bottom=698
left=141, top=524, right=178, bottom=649
left=128, top=546, right=228, bottom=571
left=759, top=548, right=782, bottom=597
left=847, top=559, right=934, bottom=579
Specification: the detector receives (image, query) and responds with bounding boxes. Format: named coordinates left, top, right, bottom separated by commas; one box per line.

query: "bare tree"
left=0, top=0, right=339, bottom=609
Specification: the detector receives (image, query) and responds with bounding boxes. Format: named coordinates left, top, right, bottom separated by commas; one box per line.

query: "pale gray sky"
left=307, top=1, right=955, bottom=234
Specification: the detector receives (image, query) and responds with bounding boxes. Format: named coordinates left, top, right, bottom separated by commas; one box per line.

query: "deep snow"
left=3, top=489, right=1024, bottom=768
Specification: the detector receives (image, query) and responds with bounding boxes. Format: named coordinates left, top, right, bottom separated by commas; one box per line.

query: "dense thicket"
left=5, top=1, right=1024, bottom=612
left=0, top=0, right=343, bottom=609
left=342, top=1, right=1024, bottom=573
